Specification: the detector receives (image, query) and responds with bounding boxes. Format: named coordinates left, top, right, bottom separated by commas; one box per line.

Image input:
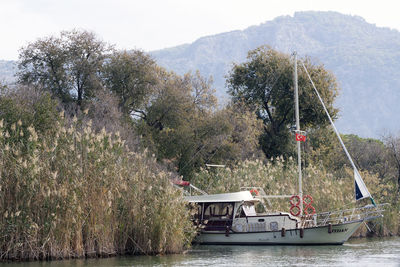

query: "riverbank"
left=0, top=105, right=194, bottom=261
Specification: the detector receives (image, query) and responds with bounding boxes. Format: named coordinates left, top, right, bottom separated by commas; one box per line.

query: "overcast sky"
left=1, top=0, right=399, bottom=60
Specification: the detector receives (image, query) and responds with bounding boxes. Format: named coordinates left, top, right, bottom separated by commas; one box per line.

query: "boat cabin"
left=185, top=191, right=299, bottom=233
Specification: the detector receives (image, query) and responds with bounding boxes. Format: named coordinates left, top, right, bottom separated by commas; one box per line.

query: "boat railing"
left=307, top=203, right=388, bottom=227
left=240, top=187, right=387, bottom=227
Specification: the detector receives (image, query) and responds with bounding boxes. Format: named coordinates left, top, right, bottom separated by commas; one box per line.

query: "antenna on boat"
left=293, top=52, right=303, bottom=215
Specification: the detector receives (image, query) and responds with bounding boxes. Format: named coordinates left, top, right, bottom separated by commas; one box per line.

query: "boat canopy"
left=185, top=191, right=255, bottom=203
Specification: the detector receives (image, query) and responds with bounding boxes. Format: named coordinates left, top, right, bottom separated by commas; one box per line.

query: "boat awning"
left=184, top=191, right=255, bottom=203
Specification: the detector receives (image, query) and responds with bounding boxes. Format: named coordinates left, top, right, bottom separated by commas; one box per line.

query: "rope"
left=300, top=61, right=374, bottom=204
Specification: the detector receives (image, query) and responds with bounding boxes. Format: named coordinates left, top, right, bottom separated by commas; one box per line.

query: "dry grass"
left=0, top=116, right=194, bottom=261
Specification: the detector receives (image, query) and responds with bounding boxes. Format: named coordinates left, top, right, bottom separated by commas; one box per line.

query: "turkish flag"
left=295, top=133, right=306, bottom=142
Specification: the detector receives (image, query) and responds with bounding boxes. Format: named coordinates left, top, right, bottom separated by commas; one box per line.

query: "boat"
left=184, top=190, right=384, bottom=245
left=177, top=52, right=386, bottom=245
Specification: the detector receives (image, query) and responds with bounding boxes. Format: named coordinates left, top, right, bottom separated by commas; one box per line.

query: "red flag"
left=295, top=133, right=306, bottom=142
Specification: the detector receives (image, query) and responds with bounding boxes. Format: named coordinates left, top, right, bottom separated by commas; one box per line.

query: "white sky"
left=1, top=0, right=399, bottom=60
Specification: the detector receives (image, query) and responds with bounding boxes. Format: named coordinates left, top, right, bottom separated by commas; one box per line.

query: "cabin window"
left=243, top=204, right=257, bottom=216
left=203, top=203, right=233, bottom=219
left=255, top=202, right=267, bottom=213
left=235, top=203, right=257, bottom=218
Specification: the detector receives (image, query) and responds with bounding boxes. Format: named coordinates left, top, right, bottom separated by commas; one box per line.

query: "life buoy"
left=289, top=195, right=301, bottom=206
left=303, top=194, right=313, bottom=205
left=250, top=188, right=259, bottom=196
left=289, top=205, right=301, bottom=216
left=303, top=195, right=316, bottom=215
left=289, top=195, right=301, bottom=216
left=304, top=205, right=316, bottom=215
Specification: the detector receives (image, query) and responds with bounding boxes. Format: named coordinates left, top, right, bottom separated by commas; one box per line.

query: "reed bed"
left=0, top=116, right=194, bottom=261
left=193, top=157, right=399, bottom=236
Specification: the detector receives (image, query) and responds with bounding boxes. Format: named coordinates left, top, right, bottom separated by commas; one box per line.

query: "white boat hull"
left=195, top=220, right=363, bottom=245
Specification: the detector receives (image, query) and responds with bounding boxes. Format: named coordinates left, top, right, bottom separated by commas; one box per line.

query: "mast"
left=293, top=52, right=303, bottom=215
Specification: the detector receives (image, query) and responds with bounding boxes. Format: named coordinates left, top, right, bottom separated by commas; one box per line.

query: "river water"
left=1, top=237, right=399, bottom=267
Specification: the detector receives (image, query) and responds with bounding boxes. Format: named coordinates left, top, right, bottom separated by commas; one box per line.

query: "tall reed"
left=0, top=116, right=194, bottom=260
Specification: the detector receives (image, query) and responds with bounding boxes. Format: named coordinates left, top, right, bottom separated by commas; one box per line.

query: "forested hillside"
left=151, top=11, right=400, bottom=137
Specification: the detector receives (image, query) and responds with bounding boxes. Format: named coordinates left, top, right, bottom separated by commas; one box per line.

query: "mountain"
left=151, top=11, right=400, bottom=138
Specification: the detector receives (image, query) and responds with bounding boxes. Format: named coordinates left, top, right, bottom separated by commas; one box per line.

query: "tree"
left=309, top=130, right=393, bottom=180
left=214, top=102, right=264, bottom=162
left=136, top=69, right=216, bottom=176
left=384, top=135, right=400, bottom=191
left=135, top=68, right=264, bottom=178
left=227, top=46, right=339, bottom=158
left=0, top=85, right=61, bottom=143
left=103, top=50, right=157, bottom=116
left=342, top=135, right=391, bottom=178
left=18, top=29, right=112, bottom=107
left=135, top=69, right=255, bottom=178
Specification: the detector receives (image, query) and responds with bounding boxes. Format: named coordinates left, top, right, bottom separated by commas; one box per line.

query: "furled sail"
left=301, top=61, right=375, bottom=205
left=354, top=169, right=371, bottom=200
